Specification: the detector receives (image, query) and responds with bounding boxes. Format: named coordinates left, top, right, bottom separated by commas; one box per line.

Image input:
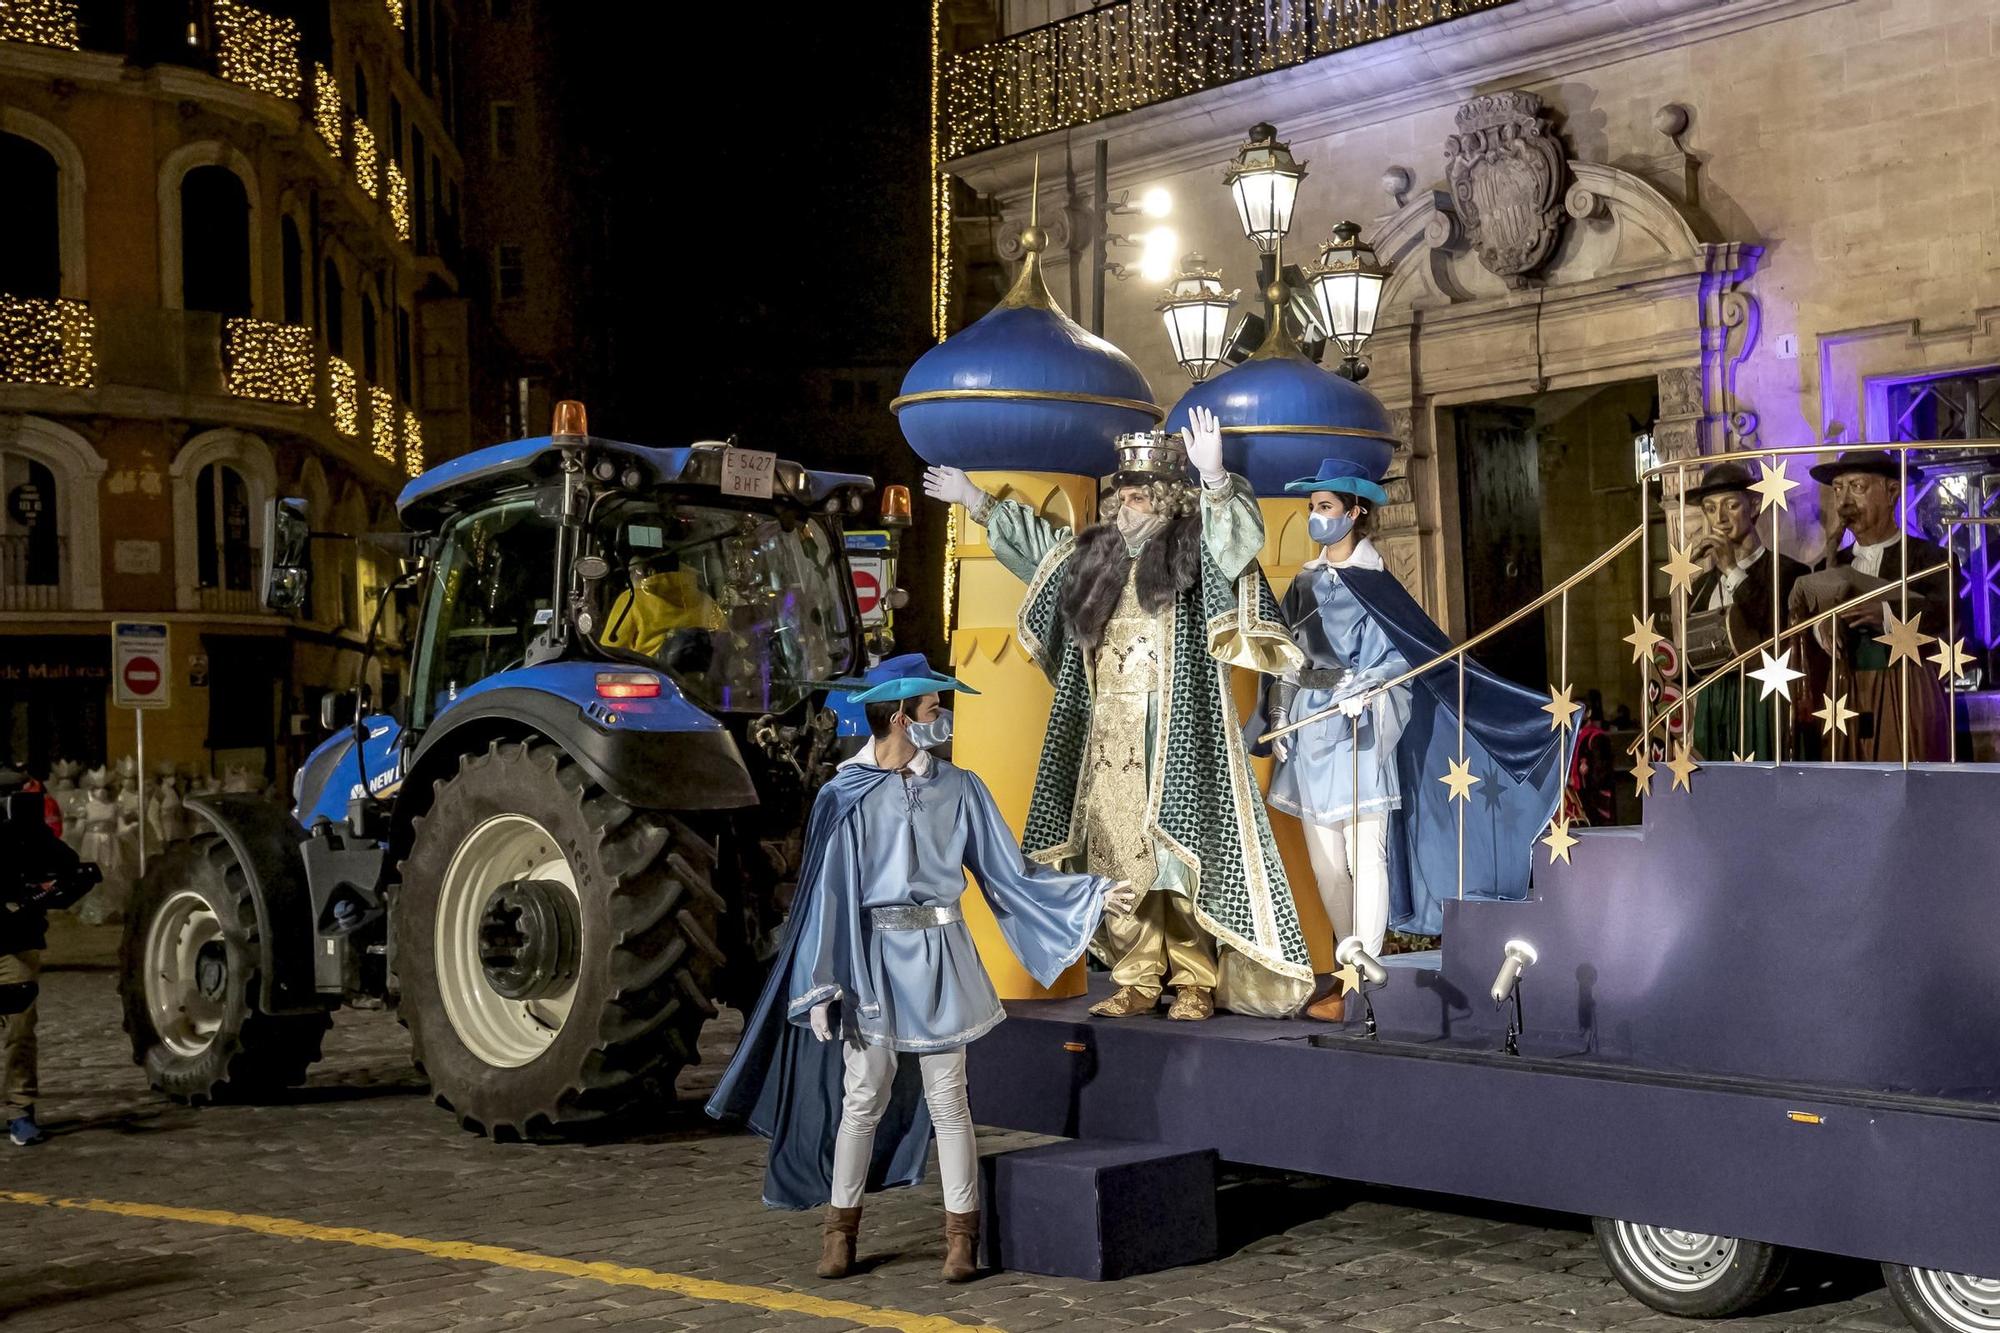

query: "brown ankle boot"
left=941, top=1209, right=980, bottom=1282
left=816, top=1205, right=862, bottom=1279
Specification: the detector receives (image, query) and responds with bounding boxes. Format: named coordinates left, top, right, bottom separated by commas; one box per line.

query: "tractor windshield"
left=591, top=500, right=855, bottom=715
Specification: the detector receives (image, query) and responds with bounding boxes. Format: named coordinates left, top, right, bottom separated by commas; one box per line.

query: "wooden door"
left=1455, top=405, right=1548, bottom=687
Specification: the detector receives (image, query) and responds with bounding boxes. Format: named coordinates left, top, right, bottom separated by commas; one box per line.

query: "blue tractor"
left=118, top=405, right=892, bottom=1138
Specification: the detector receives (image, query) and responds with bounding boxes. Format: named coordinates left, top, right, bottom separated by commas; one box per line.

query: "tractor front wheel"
left=396, top=739, right=725, bottom=1138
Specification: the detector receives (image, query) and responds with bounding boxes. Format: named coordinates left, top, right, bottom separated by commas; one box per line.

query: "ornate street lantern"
left=1223, top=123, right=1306, bottom=253
left=1306, top=220, right=1389, bottom=381
left=1157, top=254, right=1239, bottom=383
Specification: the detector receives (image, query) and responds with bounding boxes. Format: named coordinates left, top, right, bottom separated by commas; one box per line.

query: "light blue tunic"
left=782, top=747, right=1112, bottom=1053
left=1268, top=556, right=1413, bottom=828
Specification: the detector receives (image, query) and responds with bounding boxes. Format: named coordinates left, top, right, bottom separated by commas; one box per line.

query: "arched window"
left=195, top=462, right=254, bottom=601
left=181, top=165, right=252, bottom=316
left=0, top=133, right=60, bottom=300
left=323, top=257, right=346, bottom=354
left=281, top=215, right=304, bottom=324
left=0, top=455, right=61, bottom=609
left=361, top=293, right=380, bottom=381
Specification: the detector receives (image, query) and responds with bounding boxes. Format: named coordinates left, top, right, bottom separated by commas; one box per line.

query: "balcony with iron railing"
left=0, top=532, right=68, bottom=611
left=941, top=0, right=1520, bottom=159
left=197, top=545, right=262, bottom=614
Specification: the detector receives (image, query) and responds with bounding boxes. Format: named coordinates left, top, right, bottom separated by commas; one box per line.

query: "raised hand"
left=1183, top=404, right=1226, bottom=484
left=922, top=465, right=989, bottom=512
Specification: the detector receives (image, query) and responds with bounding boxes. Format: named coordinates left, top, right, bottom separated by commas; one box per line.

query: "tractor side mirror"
left=263, top=496, right=312, bottom=613
left=319, top=691, right=346, bottom=733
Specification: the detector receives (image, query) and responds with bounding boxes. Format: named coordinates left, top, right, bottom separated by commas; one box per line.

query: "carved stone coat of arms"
left=1444, top=91, right=1569, bottom=289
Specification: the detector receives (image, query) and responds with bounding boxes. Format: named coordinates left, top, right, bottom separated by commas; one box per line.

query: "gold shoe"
left=1088, top=985, right=1157, bottom=1018
left=1166, top=986, right=1214, bottom=1021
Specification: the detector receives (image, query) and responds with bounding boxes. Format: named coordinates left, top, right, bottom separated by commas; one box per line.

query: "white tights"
left=830, top=1042, right=977, bottom=1212
left=1302, top=814, right=1389, bottom=958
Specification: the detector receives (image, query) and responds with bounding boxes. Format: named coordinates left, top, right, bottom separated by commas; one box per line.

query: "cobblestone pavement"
left=0, top=962, right=1908, bottom=1333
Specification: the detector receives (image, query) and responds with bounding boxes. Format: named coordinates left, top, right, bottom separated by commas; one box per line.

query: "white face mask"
left=1115, top=506, right=1169, bottom=546
left=904, top=708, right=953, bottom=750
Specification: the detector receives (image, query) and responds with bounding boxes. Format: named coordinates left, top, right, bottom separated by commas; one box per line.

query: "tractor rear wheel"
left=119, top=834, right=332, bottom=1102
left=396, top=738, right=725, bottom=1138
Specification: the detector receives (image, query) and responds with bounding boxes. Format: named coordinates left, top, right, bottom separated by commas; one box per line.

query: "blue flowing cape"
left=703, top=763, right=933, bottom=1210
left=1260, top=567, right=1563, bottom=937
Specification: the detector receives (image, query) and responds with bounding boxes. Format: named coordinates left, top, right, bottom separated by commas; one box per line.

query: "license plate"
left=720, top=447, right=776, bottom=499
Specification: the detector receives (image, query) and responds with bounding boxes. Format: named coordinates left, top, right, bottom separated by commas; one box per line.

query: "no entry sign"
left=113, top=621, right=171, bottom=710
left=849, top=557, right=887, bottom=625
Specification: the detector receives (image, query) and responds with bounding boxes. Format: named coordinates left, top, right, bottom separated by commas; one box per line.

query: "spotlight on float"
left=1335, top=935, right=1388, bottom=1039
left=1490, top=939, right=1538, bottom=1057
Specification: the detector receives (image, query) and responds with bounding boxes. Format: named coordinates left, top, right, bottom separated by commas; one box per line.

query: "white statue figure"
left=114, top=757, right=145, bottom=873
left=221, top=763, right=260, bottom=794
left=149, top=762, right=189, bottom=845
left=76, top=768, right=131, bottom=925
left=48, top=760, right=86, bottom=850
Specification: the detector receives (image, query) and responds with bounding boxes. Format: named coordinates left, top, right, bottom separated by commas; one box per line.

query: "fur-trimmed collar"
left=1060, top=514, right=1202, bottom=652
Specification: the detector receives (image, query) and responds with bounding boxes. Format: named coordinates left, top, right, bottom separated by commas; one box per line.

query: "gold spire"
left=998, top=154, right=1062, bottom=313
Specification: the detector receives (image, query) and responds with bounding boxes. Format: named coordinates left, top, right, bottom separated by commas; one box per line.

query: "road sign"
left=850, top=557, right=887, bottom=624
left=113, top=621, right=170, bottom=710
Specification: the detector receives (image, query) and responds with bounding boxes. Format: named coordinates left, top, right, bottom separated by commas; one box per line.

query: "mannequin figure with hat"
left=923, top=406, right=1313, bottom=1020
left=708, top=653, right=1135, bottom=1282
left=1685, top=462, right=1808, bottom=761
left=1260, top=453, right=1563, bottom=1017
left=1787, top=451, right=1958, bottom=762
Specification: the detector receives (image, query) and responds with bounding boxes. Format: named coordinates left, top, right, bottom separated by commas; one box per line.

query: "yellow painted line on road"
left=0, top=1190, right=1002, bottom=1333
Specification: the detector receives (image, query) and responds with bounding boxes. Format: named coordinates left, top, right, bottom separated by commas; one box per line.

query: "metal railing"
left=942, top=0, right=1519, bottom=158
left=0, top=533, right=67, bottom=611
left=198, top=546, right=262, bottom=613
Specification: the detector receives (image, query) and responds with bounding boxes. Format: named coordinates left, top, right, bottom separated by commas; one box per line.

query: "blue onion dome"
left=1164, top=302, right=1396, bottom=497
left=893, top=225, right=1160, bottom=479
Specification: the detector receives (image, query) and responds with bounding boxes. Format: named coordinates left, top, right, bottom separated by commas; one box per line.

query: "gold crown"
left=1114, top=430, right=1188, bottom=481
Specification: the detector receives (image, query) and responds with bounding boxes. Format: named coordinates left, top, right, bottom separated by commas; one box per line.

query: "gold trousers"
left=1098, top=890, right=1216, bottom=998
left=0, top=950, right=39, bottom=1119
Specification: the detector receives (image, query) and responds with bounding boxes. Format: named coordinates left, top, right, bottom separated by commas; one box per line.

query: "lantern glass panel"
left=1231, top=171, right=1299, bottom=251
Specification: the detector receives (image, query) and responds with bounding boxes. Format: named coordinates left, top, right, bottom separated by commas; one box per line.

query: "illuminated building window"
left=0, top=294, right=94, bottom=388
left=353, top=120, right=380, bottom=199
left=213, top=0, right=303, bottom=101
left=490, top=103, right=518, bottom=161
left=494, top=245, right=524, bottom=304
left=313, top=64, right=344, bottom=157
left=224, top=318, right=315, bottom=407
left=387, top=161, right=411, bottom=241
left=0, top=452, right=63, bottom=603
left=370, top=385, right=396, bottom=462
left=181, top=165, right=253, bottom=316
left=0, top=0, right=79, bottom=49
left=328, top=357, right=359, bottom=437
left=402, top=409, right=423, bottom=477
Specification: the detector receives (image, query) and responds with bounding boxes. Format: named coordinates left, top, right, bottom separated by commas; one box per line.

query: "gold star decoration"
left=1747, top=648, right=1805, bottom=700
left=1749, top=458, right=1800, bottom=513
left=1541, top=817, right=1579, bottom=865
left=1813, top=691, right=1859, bottom=736
left=1661, top=542, right=1702, bottom=597
left=1440, top=756, right=1480, bottom=803
left=1874, top=606, right=1934, bottom=669
left=1666, top=742, right=1700, bottom=792
left=1624, top=614, right=1665, bottom=665
left=1730, top=750, right=1754, bottom=764
left=1332, top=963, right=1362, bottom=997
left=1542, top=682, right=1581, bottom=732
left=1630, top=755, right=1657, bottom=796
left=1929, top=635, right=1975, bottom=682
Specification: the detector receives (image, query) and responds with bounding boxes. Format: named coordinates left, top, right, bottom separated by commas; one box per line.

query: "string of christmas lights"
left=383, top=0, right=404, bottom=30
left=223, top=318, right=315, bottom=407
left=387, top=161, right=411, bottom=241
left=328, top=356, right=359, bottom=436
left=939, top=0, right=1516, bottom=158
left=0, top=0, right=79, bottom=48
left=353, top=120, right=380, bottom=200
left=370, top=386, right=396, bottom=463
left=402, top=409, right=423, bottom=477
left=314, top=63, right=344, bottom=158
left=213, top=0, right=303, bottom=101
left=0, top=294, right=94, bottom=387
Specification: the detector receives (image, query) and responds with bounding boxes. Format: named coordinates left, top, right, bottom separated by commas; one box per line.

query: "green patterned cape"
left=1015, top=531, right=1314, bottom=989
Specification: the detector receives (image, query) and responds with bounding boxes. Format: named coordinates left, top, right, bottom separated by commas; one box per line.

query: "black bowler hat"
left=1685, top=461, right=1758, bottom=502
left=1808, top=449, right=1923, bottom=486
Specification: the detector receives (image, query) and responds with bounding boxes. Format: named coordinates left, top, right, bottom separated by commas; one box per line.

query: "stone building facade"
left=937, top=0, right=2000, bottom=712
left=0, top=0, right=469, bottom=781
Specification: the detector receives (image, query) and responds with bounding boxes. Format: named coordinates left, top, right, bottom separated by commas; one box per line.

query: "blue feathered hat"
left=1282, top=456, right=1390, bottom=506
left=840, top=653, right=979, bottom=706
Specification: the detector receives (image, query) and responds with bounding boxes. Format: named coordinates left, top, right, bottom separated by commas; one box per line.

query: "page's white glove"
left=1267, top=710, right=1292, bottom=763
left=922, top=465, right=989, bottom=512
left=1338, top=694, right=1369, bottom=719
left=809, top=1001, right=834, bottom=1043
left=1183, top=405, right=1227, bottom=487
left=1103, top=880, right=1138, bottom=917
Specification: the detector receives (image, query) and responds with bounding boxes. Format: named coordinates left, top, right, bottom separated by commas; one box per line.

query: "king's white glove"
left=922, top=465, right=990, bottom=512
left=1183, top=405, right=1227, bottom=487
left=809, top=1001, right=834, bottom=1043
